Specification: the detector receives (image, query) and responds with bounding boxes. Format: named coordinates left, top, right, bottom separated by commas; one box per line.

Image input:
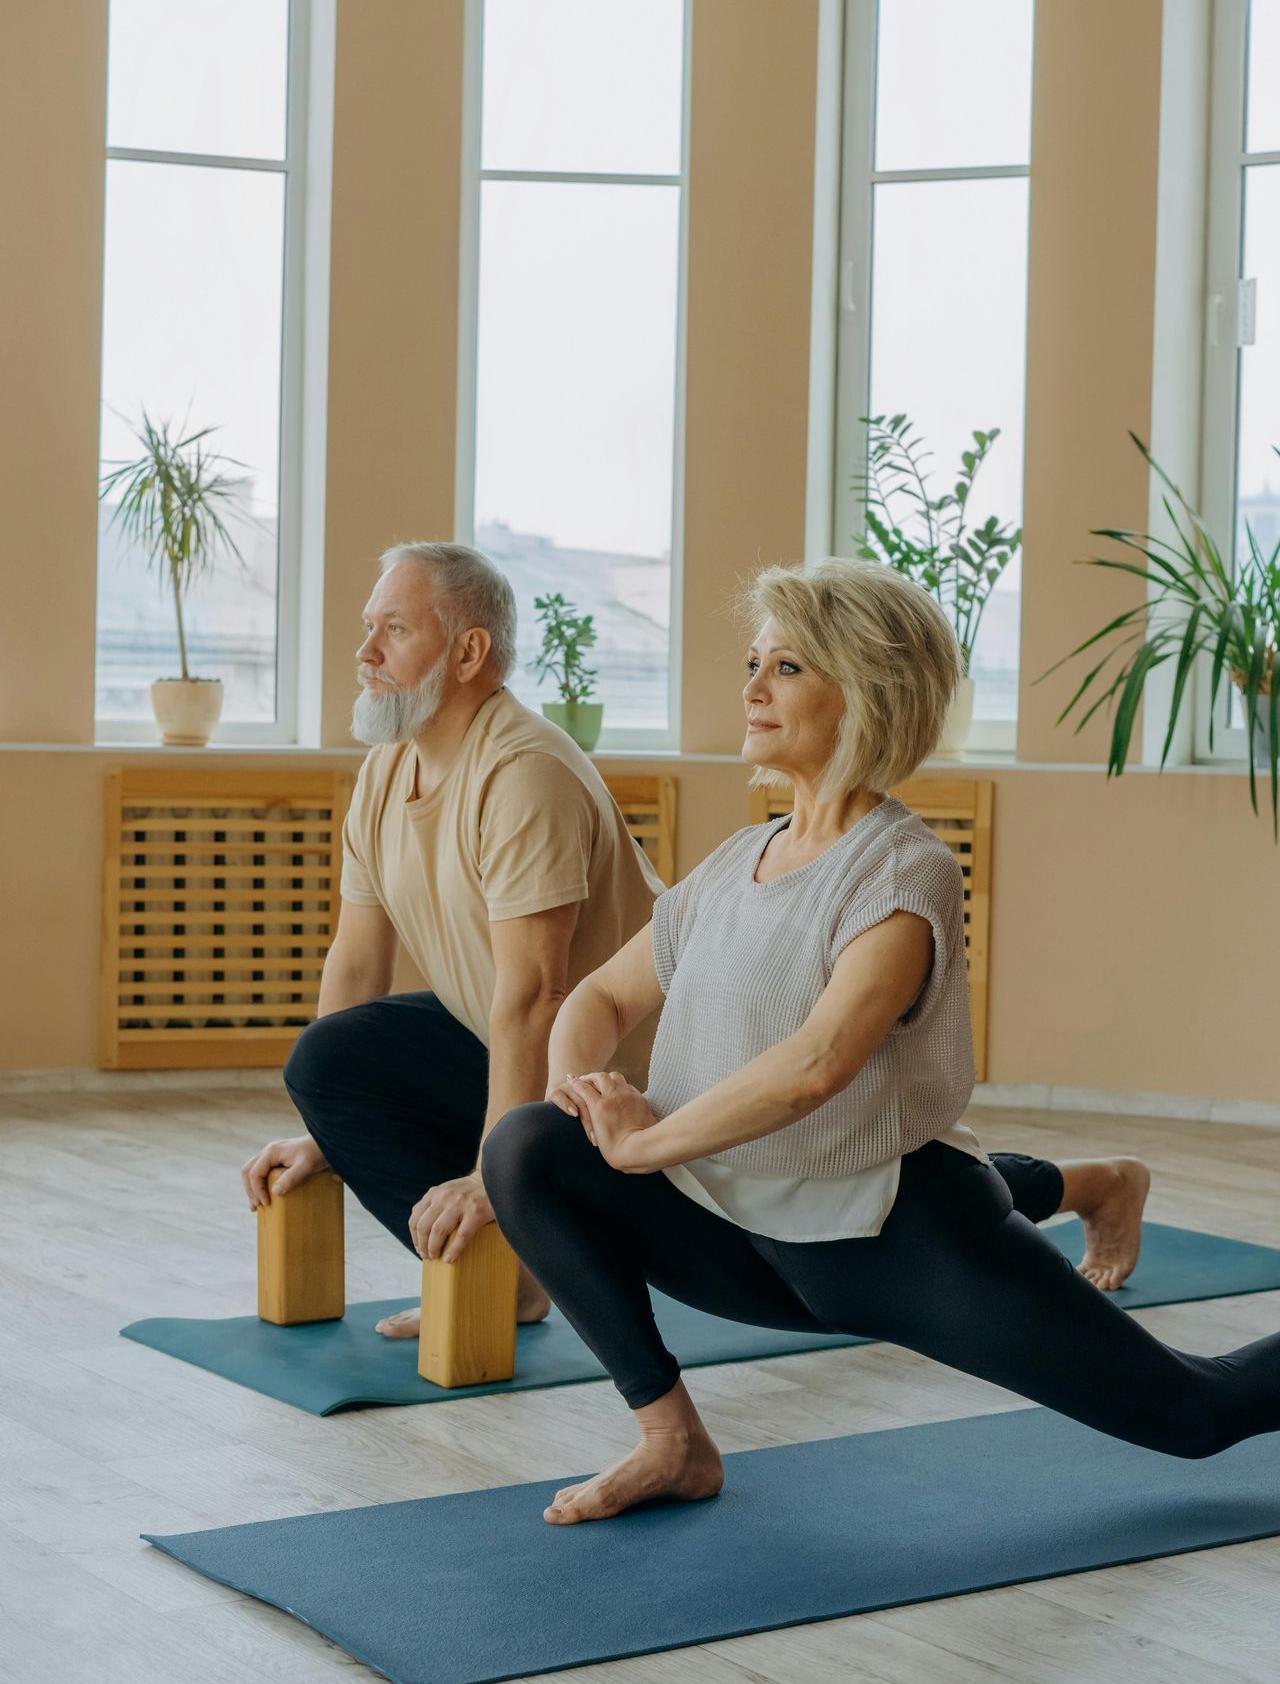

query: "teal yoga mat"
left=145, top=1405, right=1280, bottom=1684
left=121, top=1219, right=1280, bottom=1415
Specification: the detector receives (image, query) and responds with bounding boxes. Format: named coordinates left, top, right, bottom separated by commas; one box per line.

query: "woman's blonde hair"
left=743, top=556, right=963, bottom=800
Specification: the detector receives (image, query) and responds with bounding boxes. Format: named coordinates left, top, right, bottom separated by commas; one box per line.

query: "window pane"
left=481, top=0, right=683, bottom=175
left=875, top=0, right=1033, bottom=172
left=96, top=161, right=285, bottom=723
left=1236, top=162, right=1280, bottom=578
left=1246, top=0, right=1280, bottom=154
left=866, top=177, right=1029, bottom=720
left=107, top=0, right=289, bottom=159
left=474, top=181, right=679, bottom=732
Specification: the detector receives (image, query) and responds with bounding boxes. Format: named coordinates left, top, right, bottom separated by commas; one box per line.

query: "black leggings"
left=281, top=990, right=1062, bottom=1252
left=483, top=1104, right=1280, bottom=1459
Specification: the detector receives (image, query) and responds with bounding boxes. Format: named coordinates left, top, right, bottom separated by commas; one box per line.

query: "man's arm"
left=315, top=898, right=399, bottom=1017
left=407, top=900, right=580, bottom=1262
left=482, top=900, right=581, bottom=1146
left=241, top=897, right=399, bottom=1207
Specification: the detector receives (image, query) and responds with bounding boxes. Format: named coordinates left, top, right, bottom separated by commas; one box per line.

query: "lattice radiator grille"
left=101, top=770, right=353, bottom=1069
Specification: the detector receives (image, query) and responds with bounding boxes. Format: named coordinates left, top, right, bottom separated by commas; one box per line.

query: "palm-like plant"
left=1036, top=433, right=1280, bottom=836
left=99, top=412, right=248, bottom=682
left=853, top=412, right=1023, bottom=675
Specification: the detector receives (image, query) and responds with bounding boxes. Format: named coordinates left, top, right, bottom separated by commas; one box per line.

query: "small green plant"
left=1037, top=433, right=1280, bottom=836
left=530, top=592, right=598, bottom=703
left=853, top=412, right=1022, bottom=675
left=99, top=411, right=248, bottom=681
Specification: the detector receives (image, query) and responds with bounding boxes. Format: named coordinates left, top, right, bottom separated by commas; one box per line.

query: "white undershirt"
left=661, top=1119, right=989, bottom=1242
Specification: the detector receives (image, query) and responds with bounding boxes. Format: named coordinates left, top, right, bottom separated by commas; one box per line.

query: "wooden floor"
left=1, top=1088, right=1278, bottom=1684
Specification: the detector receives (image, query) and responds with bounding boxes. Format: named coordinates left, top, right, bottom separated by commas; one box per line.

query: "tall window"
left=458, top=0, right=688, bottom=748
left=1200, top=0, right=1280, bottom=759
left=96, top=0, right=306, bottom=739
left=835, top=0, right=1033, bottom=748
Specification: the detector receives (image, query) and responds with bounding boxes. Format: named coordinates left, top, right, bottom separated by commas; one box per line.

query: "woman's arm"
left=546, top=922, right=665, bottom=1085
left=587, top=910, right=934, bottom=1172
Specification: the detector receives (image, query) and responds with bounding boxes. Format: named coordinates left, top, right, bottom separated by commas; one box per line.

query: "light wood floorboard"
left=1, top=1090, right=1277, bottom=1683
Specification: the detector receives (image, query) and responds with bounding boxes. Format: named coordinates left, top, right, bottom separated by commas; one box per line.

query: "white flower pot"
left=151, top=678, right=223, bottom=746
left=935, top=676, right=975, bottom=758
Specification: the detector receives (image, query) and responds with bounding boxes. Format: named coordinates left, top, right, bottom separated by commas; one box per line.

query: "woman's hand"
left=554, top=1071, right=661, bottom=1173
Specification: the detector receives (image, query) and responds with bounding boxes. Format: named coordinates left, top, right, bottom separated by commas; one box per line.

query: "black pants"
left=283, top=991, right=1064, bottom=1254
left=483, top=1103, right=1280, bottom=1458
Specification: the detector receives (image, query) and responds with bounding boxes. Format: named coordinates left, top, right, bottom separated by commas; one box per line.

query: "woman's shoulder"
left=840, top=801, right=964, bottom=900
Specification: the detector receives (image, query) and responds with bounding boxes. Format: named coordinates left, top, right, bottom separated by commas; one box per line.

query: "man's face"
left=351, top=562, right=452, bottom=744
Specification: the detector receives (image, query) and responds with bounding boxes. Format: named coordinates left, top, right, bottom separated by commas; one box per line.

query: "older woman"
left=482, top=558, right=1280, bottom=1526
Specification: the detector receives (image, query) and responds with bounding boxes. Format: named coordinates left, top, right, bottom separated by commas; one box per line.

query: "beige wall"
left=0, top=1, right=1273, bottom=1106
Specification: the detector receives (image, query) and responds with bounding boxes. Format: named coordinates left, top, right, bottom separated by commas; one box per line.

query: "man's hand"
left=409, top=1172, right=495, bottom=1263
left=556, top=1072, right=660, bottom=1173
left=241, top=1134, right=332, bottom=1210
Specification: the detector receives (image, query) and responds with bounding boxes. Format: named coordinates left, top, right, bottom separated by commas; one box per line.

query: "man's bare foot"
left=1062, top=1156, right=1151, bottom=1291
left=374, top=1266, right=551, bottom=1338
left=544, top=1381, right=724, bottom=1525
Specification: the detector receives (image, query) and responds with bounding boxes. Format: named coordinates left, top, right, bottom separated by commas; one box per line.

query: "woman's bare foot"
left=374, top=1264, right=552, bottom=1338
left=544, top=1380, right=724, bottom=1525
left=1060, top=1156, right=1151, bottom=1291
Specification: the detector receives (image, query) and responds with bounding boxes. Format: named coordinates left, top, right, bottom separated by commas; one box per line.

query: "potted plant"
left=1036, top=434, right=1280, bottom=836
left=99, top=411, right=248, bottom=746
left=530, top=592, right=602, bottom=751
left=854, top=412, right=1022, bottom=754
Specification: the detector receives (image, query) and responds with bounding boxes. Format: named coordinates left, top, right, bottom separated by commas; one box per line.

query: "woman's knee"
left=481, top=1102, right=580, bottom=1196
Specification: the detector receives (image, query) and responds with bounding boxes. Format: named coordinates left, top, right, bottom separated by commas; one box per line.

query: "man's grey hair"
left=379, top=541, right=518, bottom=682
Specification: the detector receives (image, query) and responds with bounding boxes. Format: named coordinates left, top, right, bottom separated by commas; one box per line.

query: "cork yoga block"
left=419, top=1222, right=520, bottom=1388
left=256, top=1167, right=346, bottom=1325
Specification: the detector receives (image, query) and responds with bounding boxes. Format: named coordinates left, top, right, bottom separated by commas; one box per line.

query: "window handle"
left=1237, top=277, right=1257, bottom=348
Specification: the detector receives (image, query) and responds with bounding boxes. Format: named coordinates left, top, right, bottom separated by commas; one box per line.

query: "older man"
left=241, top=541, right=663, bottom=1335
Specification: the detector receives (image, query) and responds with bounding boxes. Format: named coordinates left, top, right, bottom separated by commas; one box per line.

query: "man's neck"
left=411, top=682, right=503, bottom=799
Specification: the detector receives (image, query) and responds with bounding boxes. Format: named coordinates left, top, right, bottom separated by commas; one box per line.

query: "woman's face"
left=741, top=617, right=846, bottom=783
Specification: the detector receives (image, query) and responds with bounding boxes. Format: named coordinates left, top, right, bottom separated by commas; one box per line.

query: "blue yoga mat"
left=145, top=1405, right=1280, bottom=1684
left=121, top=1220, right=1280, bottom=1415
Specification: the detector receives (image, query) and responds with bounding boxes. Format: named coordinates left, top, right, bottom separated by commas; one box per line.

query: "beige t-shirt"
left=340, top=687, right=663, bottom=1079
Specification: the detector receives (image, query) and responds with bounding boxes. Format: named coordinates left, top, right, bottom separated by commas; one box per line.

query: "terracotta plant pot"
left=542, top=700, right=604, bottom=752
left=150, top=677, right=224, bottom=746
left=935, top=676, right=975, bottom=758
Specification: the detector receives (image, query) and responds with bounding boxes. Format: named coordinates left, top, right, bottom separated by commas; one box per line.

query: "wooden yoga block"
left=418, top=1222, right=520, bottom=1388
left=256, top=1166, right=346, bottom=1325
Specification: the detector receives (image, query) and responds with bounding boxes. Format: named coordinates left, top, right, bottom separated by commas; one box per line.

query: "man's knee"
left=283, top=1007, right=366, bottom=1101
left=482, top=1102, right=579, bottom=1195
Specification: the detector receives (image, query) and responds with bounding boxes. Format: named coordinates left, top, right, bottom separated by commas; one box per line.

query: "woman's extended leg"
left=774, top=1142, right=1280, bottom=1460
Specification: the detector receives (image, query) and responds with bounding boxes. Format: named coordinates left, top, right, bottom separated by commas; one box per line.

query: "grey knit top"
left=644, top=797, right=976, bottom=1180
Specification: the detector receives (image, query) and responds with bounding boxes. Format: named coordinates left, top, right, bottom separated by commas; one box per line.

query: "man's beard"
left=350, top=656, right=449, bottom=745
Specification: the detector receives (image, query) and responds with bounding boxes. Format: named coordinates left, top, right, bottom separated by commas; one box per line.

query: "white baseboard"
left=972, top=1082, right=1280, bottom=1129
left=1, top=1065, right=1276, bottom=1129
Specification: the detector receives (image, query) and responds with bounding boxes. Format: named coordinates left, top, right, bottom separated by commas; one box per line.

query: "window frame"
left=95, top=0, right=311, bottom=745
left=1196, top=0, right=1272, bottom=764
left=453, top=0, right=691, bottom=754
left=831, top=0, right=1030, bottom=756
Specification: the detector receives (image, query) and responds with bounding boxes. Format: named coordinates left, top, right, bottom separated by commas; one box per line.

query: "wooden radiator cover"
left=602, top=774, right=677, bottom=888
left=749, top=777, right=993, bottom=1082
left=101, top=770, right=353, bottom=1070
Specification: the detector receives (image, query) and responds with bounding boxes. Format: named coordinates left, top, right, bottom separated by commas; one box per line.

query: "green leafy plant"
left=1036, top=433, right=1280, bottom=836
left=530, top=592, right=598, bottom=703
left=853, top=412, right=1022, bottom=675
left=99, top=411, right=248, bottom=682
